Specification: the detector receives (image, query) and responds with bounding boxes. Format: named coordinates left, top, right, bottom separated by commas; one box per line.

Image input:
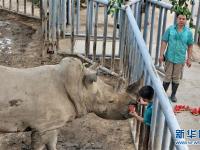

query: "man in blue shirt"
left=159, top=13, right=193, bottom=102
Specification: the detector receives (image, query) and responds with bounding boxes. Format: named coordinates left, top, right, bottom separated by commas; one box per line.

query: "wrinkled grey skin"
left=0, top=57, right=132, bottom=150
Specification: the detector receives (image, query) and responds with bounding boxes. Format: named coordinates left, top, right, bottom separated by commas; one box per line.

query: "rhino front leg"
left=45, top=130, right=58, bottom=150
left=31, top=129, right=58, bottom=150
left=31, top=131, right=45, bottom=150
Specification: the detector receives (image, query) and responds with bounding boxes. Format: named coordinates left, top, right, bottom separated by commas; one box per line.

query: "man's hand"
left=186, top=59, right=191, bottom=68
left=129, top=111, right=138, bottom=117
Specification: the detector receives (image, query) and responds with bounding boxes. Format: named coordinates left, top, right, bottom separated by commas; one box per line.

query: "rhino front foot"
left=31, top=129, right=58, bottom=150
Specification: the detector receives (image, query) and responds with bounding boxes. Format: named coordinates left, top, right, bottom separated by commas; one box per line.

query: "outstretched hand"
left=186, top=59, right=191, bottom=68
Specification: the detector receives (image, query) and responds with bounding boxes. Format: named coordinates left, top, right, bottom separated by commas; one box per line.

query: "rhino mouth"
left=96, top=107, right=130, bottom=120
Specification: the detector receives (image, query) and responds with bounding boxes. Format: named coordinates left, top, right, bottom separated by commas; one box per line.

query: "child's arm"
left=129, top=111, right=144, bottom=123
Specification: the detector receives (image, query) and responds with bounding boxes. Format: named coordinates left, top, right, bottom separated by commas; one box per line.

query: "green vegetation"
left=169, top=0, right=194, bottom=27
left=107, top=0, right=124, bottom=15
left=169, top=0, right=192, bottom=19
left=29, top=0, right=40, bottom=6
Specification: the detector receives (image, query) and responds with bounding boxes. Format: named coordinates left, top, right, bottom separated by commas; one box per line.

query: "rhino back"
left=0, top=65, right=76, bottom=132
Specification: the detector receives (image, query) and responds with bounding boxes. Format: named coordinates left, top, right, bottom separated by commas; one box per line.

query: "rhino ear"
left=83, top=69, right=97, bottom=87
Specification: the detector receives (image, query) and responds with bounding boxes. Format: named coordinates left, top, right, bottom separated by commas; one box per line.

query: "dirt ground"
left=0, top=10, right=134, bottom=150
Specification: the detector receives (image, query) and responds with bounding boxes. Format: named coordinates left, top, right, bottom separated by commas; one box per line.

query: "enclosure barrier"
left=82, top=0, right=191, bottom=149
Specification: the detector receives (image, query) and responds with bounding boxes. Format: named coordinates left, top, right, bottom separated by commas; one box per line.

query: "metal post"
left=93, top=2, right=99, bottom=61
left=17, top=0, right=19, bottom=12
left=143, top=1, right=149, bottom=42
left=149, top=4, right=155, bottom=55
left=102, top=5, right=108, bottom=66
left=76, top=0, right=80, bottom=34
left=32, top=0, right=34, bottom=16
left=9, top=0, right=12, bottom=10
left=155, top=7, right=163, bottom=66
left=194, top=1, right=200, bottom=43
left=71, top=0, right=75, bottom=53
left=61, top=0, right=67, bottom=38
left=24, top=0, right=26, bottom=14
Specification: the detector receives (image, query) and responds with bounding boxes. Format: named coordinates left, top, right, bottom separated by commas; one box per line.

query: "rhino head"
left=82, top=68, right=136, bottom=120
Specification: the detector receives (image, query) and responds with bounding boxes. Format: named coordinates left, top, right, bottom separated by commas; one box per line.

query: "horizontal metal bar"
left=65, top=32, right=119, bottom=40
left=148, top=0, right=172, bottom=10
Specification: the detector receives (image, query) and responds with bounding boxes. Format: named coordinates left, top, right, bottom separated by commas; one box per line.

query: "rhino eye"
left=109, top=100, right=114, bottom=103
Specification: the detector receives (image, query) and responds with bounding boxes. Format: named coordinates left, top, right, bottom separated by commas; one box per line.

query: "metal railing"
left=83, top=0, right=190, bottom=149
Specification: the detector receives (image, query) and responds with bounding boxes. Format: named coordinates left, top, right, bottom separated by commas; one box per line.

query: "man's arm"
left=129, top=111, right=144, bottom=122
left=159, top=41, right=168, bottom=64
left=186, top=44, right=193, bottom=67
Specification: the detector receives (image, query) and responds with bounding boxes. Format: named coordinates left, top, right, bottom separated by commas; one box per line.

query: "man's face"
left=138, top=97, right=148, bottom=106
left=177, top=15, right=187, bottom=27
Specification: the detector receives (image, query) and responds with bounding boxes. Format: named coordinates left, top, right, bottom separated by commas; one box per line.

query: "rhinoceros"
left=0, top=57, right=134, bottom=150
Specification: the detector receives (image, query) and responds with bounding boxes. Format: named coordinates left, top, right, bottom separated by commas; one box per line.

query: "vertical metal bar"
left=102, top=6, right=108, bottom=66
left=85, top=0, right=91, bottom=57
left=190, top=0, right=195, bottom=19
left=162, top=8, right=168, bottom=36
left=149, top=95, right=158, bottom=149
left=119, top=10, right=126, bottom=75
left=149, top=4, right=155, bottom=55
left=40, top=0, right=42, bottom=19
left=71, top=0, right=75, bottom=53
left=43, top=0, right=48, bottom=41
left=89, top=0, right=94, bottom=35
left=9, top=0, right=12, bottom=10
left=76, top=0, right=80, bottom=34
left=17, top=0, right=19, bottom=12
left=61, top=0, right=67, bottom=37
left=32, top=0, right=34, bottom=16
left=124, top=22, right=131, bottom=79
left=173, top=12, right=177, bottom=25
left=3, top=0, right=5, bottom=8
left=128, top=33, right=134, bottom=84
left=155, top=7, right=163, bottom=66
left=93, top=2, right=99, bottom=61
left=143, top=1, right=149, bottom=42
left=42, top=0, right=48, bottom=56
left=49, top=0, right=53, bottom=48
left=24, top=0, right=26, bottom=14
left=67, top=0, right=71, bottom=25
left=137, top=1, right=142, bottom=29
left=138, top=106, right=145, bottom=150
left=194, top=1, right=200, bottom=43
left=153, top=104, right=165, bottom=150
left=161, top=120, right=171, bottom=150
left=52, top=0, right=57, bottom=52
left=134, top=3, right=137, bottom=21
left=56, top=0, right=60, bottom=50
left=111, top=11, right=118, bottom=71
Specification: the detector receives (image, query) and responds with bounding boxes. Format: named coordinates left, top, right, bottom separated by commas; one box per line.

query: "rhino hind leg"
left=31, top=129, right=58, bottom=150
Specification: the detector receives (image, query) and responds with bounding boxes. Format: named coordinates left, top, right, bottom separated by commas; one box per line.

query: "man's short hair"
left=138, top=86, right=154, bottom=100
left=176, top=13, right=186, bottom=18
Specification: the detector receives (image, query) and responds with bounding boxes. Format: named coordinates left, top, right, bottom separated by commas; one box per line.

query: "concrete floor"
left=166, top=45, right=200, bottom=150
